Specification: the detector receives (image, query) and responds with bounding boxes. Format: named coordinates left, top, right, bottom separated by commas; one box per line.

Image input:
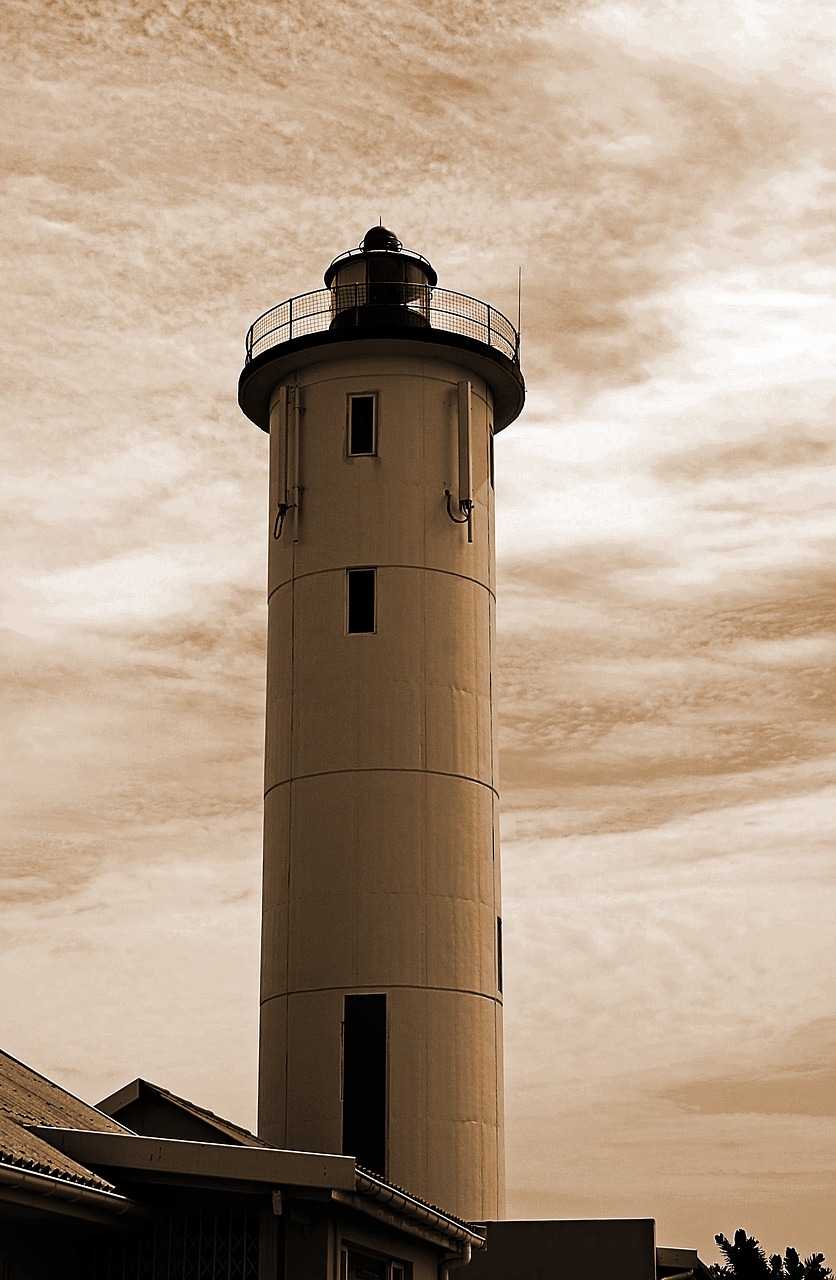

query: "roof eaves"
left=0, top=1158, right=138, bottom=1217
left=0, top=1113, right=117, bottom=1192
left=657, top=1247, right=715, bottom=1280
left=95, top=1079, right=142, bottom=1115
left=0, top=1148, right=114, bottom=1193
left=352, top=1168, right=486, bottom=1248
left=33, top=1128, right=356, bottom=1191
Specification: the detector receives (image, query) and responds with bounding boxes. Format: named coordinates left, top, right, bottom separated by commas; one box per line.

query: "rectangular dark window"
left=347, top=568, right=376, bottom=634
left=348, top=394, right=376, bottom=455
left=489, top=429, right=495, bottom=489
left=497, top=916, right=503, bottom=993
left=342, top=993, right=387, bottom=1176
left=341, top=1246, right=408, bottom=1280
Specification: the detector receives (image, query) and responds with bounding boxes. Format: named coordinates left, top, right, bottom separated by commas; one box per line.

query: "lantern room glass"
left=329, top=254, right=432, bottom=328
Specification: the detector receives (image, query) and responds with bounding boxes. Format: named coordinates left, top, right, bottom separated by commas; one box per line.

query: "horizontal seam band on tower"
left=264, top=769, right=498, bottom=799
left=261, top=985, right=503, bottom=1004
left=267, top=563, right=496, bottom=606
left=284, top=369, right=489, bottom=393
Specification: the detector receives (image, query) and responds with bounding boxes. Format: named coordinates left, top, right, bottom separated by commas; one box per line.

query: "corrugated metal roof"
left=0, top=1049, right=128, bottom=1133
left=0, top=1113, right=116, bottom=1191
left=0, top=1048, right=129, bottom=1193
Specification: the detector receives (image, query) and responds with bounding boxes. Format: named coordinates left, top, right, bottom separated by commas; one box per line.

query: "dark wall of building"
left=1, top=1220, right=129, bottom=1280
left=1, top=1225, right=55, bottom=1280
left=284, top=1201, right=331, bottom=1280
left=2, top=1176, right=465, bottom=1280
left=466, top=1219, right=657, bottom=1280
left=0, top=1200, right=267, bottom=1280
left=281, top=1196, right=447, bottom=1280
left=335, top=1203, right=443, bottom=1280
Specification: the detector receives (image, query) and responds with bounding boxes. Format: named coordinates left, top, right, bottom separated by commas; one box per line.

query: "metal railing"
left=245, top=284, right=519, bottom=364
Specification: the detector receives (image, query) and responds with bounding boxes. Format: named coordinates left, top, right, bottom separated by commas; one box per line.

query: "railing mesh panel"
left=83, top=1205, right=260, bottom=1280
left=246, top=285, right=519, bottom=363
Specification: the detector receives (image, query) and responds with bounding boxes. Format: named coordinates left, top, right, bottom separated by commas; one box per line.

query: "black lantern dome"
left=360, top=225, right=402, bottom=252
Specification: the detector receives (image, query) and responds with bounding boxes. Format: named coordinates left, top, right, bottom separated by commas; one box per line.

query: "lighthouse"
left=238, top=227, right=525, bottom=1223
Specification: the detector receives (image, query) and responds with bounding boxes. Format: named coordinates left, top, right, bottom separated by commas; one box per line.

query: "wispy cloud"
left=3, top=0, right=835, bottom=1263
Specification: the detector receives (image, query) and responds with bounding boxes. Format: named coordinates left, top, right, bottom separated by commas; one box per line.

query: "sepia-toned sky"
left=2, top=0, right=835, bottom=1263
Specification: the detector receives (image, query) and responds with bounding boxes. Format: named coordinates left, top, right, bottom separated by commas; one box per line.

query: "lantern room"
left=325, top=225, right=438, bottom=329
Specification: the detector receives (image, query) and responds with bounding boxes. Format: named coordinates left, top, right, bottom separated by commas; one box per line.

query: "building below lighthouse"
left=238, top=227, right=525, bottom=1224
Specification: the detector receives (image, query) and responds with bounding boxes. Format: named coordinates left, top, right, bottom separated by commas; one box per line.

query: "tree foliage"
left=710, top=1230, right=833, bottom=1280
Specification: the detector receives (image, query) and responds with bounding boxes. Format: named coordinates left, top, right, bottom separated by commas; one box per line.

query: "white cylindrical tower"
left=238, top=228, right=524, bottom=1223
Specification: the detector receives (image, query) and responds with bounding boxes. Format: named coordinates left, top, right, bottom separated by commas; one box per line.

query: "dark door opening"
left=342, top=993, right=387, bottom=1176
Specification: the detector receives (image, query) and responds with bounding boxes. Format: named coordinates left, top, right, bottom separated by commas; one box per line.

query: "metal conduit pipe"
left=354, top=1171, right=485, bottom=1248
left=0, top=1161, right=132, bottom=1213
left=440, top=1244, right=472, bottom=1280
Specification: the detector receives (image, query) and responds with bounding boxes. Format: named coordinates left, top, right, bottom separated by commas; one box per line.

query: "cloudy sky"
left=2, top=0, right=835, bottom=1264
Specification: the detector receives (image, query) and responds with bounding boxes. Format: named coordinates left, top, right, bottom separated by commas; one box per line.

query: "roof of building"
left=32, top=1125, right=484, bottom=1248
left=97, top=1077, right=269, bottom=1147
left=98, top=1077, right=483, bottom=1245
left=2, top=1049, right=484, bottom=1249
left=0, top=1047, right=128, bottom=1194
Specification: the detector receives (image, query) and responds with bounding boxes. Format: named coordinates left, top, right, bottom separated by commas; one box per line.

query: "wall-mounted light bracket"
left=445, top=489, right=474, bottom=542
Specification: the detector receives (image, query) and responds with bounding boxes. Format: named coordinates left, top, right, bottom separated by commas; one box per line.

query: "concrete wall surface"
left=258, top=345, right=506, bottom=1220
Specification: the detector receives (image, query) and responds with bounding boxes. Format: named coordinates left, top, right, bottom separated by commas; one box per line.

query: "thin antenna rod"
left=517, top=266, right=522, bottom=335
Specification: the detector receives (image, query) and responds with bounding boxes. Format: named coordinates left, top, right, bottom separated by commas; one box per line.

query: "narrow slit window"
left=348, top=394, right=377, bottom=456
left=489, top=429, right=495, bottom=490
left=347, top=568, right=376, bottom=634
left=342, top=993, right=387, bottom=1177
left=497, top=916, right=503, bottom=993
